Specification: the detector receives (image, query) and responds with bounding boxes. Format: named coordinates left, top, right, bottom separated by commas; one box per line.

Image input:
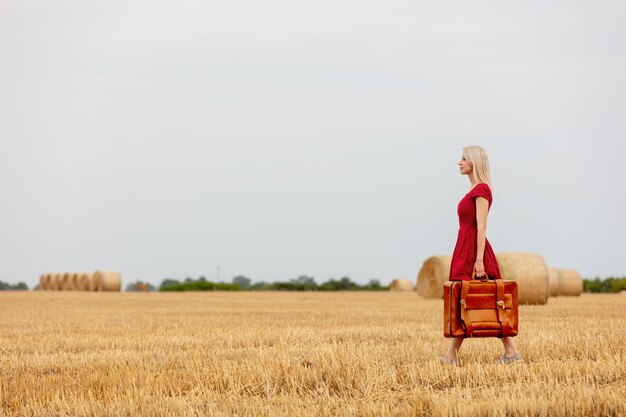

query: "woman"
left=439, top=146, right=521, bottom=365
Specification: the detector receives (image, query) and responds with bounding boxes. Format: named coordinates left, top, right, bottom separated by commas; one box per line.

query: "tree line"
left=126, top=275, right=387, bottom=292
left=0, top=280, right=28, bottom=291
left=583, top=277, right=626, bottom=293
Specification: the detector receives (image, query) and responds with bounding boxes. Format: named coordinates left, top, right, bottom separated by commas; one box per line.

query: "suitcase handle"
left=471, top=272, right=490, bottom=282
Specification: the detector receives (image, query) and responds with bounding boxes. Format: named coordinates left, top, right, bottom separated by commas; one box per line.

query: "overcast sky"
left=1, top=1, right=625, bottom=288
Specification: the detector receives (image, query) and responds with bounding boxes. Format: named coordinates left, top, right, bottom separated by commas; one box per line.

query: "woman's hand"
left=474, top=259, right=486, bottom=278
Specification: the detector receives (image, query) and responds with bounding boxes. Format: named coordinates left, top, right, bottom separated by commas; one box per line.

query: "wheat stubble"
left=0, top=292, right=624, bottom=417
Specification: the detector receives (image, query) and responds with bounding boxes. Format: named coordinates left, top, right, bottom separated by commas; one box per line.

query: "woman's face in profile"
left=458, top=155, right=472, bottom=175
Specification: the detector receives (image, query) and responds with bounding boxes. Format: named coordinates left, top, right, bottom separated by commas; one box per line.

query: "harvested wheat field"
left=1, top=292, right=624, bottom=417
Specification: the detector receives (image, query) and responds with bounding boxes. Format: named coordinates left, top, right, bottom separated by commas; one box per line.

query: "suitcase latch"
left=497, top=301, right=505, bottom=309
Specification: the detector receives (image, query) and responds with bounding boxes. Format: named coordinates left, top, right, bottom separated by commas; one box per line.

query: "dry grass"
left=0, top=292, right=624, bottom=417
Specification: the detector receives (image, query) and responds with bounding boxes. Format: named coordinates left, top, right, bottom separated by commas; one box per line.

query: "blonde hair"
left=462, top=145, right=492, bottom=188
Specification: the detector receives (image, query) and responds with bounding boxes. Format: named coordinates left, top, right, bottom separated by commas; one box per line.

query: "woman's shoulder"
left=469, top=182, right=490, bottom=192
left=469, top=183, right=492, bottom=199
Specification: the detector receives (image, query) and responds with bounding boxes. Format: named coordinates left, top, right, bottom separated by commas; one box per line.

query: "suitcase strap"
left=460, top=281, right=474, bottom=336
left=496, top=280, right=512, bottom=336
left=460, top=279, right=510, bottom=337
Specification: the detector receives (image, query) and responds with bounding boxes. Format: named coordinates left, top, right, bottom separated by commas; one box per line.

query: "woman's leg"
left=444, top=337, right=464, bottom=360
left=501, top=337, right=519, bottom=357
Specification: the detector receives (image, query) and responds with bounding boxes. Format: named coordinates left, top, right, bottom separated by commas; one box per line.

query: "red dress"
left=449, top=183, right=502, bottom=281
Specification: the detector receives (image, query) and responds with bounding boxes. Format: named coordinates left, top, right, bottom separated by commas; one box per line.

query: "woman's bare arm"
left=474, top=196, right=489, bottom=277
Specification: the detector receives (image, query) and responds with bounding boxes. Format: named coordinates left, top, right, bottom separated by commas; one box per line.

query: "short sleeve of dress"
left=470, top=183, right=492, bottom=203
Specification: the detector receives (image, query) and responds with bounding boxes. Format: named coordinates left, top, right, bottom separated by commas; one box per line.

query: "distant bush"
left=583, top=277, right=626, bottom=293
left=232, top=275, right=252, bottom=289
left=159, top=279, right=181, bottom=290
left=264, top=275, right=318, bottom=291
left=252, top=276, right=389, bottom=292
left=0, top=280, right=29, bottom=291
left=159, top=278, right=240, bottom=292
left=318, top=277, right=360, bottom=291
left=250, top=281, right=270, bottom=290
left=126, top=281, right=157, bottom=292
left=364, top=279, right=385, bottom=291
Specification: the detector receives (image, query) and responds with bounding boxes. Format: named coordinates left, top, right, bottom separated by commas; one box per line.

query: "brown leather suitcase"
left=444, top=277, right=518, bottom=338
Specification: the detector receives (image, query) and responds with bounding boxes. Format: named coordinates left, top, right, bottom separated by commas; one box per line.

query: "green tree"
left=160, top=279, right=181, bottom=290
left=290, top=275, right=317, bottom=290
left=233, top=275, right=252, bottom=289
left=583, top=277, right=626, bottom=293
left=159, top=278, right=240, bottom=292
left=339, top=276, right=357, bottom=290
left=0, top=280, right=29, bottom=291
left=368, top=279, right=382, bottom=289
left=250, top=281, right=270, bottom=290
left=318, top=277, right=358, bottom=291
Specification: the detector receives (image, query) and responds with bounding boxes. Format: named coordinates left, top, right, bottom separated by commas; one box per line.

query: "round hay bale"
left=416, top=255, right=452, bottom=299
left=89, top=272, right=100, bottom=291
left=495, top=252, right=549, bottom=305
left=39, top=274, right=46, bottom=291
left=71, top=273, right=82, bottom=290
left=48, top=274, right=56, bottom=290
left=556, top=269, right=583, bottom=296
left=548, top=267, right=559, bottom=297
left=44, top=274, right=53, bottom=290
left=62, top=273, right=75, bottom=291
left=95, top=271, right=122, bottom=292
left=390, top=278, right=413, bottom=291
left=53, top=273, right=64, bottom=291
left=77, top=273, right=92, bottom=291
